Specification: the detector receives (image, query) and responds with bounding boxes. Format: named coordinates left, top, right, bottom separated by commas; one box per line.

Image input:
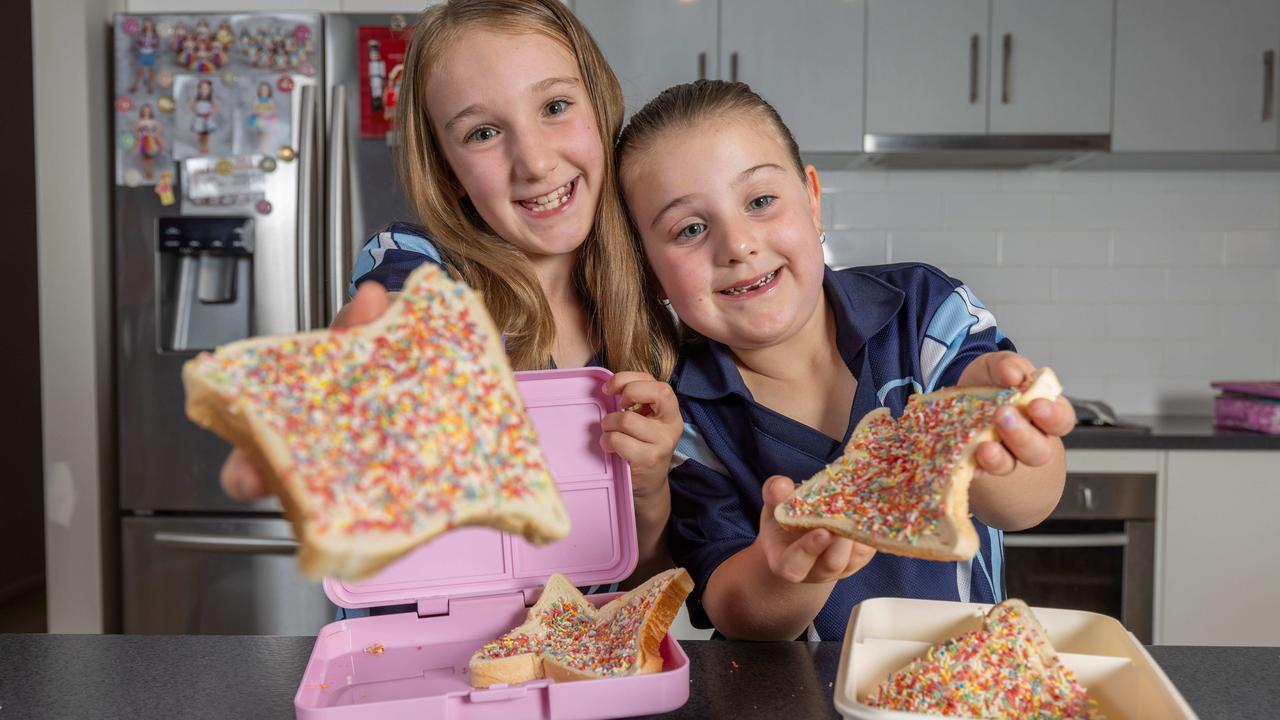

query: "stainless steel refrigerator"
left=112, top=12, right=414, bottom=634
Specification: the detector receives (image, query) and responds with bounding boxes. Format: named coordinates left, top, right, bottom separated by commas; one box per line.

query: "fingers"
left=332, top=283, right=392, bottom=328
left=600, top=405, right=675, bottom=448
left=989, top=352, right=1035, bottom=387
left=599, top=430, right=669, bottom=476
left=603, top=373, right=679, bottom=421
left=758, top=476, right=874, bottom=584
left=975, top=439, right=1018, bottom=476
left=1027, top=396, right=1076, bottom=436
left=220, top=449, right=269, bottom=501
left=771, top=529, right=834, bottom=583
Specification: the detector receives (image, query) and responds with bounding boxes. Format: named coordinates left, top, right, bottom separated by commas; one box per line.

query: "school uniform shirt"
left=336, top=224, right=613, bottom=621
left=667, top=263, right=1017, bottom=642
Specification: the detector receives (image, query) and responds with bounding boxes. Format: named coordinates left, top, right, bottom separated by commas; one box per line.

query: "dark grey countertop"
left=0, top=634, right=1277, bottom=719
left=1064, top=415, right=1280, bottom=450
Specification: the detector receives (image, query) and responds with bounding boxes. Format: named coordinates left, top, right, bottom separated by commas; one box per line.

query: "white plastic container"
left=834, top=597, right=1198, bottom=720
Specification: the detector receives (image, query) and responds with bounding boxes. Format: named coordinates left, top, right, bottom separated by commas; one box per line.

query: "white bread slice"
left=468, top=568, right=694, bottom=688
left=183, top=263, right=570, bottom=581
left=867, top=598, right=1103, bottom=719
left=776, top=367, right=1063, bottom=561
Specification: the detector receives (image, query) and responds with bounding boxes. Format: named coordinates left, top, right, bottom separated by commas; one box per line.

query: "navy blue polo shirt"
left=667, top=263, right=1017, bottom=641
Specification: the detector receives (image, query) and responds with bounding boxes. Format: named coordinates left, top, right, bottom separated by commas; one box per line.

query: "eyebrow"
left=443, top=76, right=581, bottom=132
left=648, top=163, right=789, bottom=229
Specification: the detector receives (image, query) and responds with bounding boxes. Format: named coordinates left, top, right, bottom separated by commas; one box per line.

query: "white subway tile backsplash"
left=824, top=230, right=888, bottom=268
left=889, top=230, right=998, bottom=266
left=833, top=192, right=943, bottom=228
left=943, top=193, right=1052, bottom=227
left=1166, top=268, right=1280, bottom=303
left=1161, top=341, right=1276, bottom=378
left=939, top=267, right=1054, bottom=303
left=1223, top=231, right=1280, bottom=266
left=1000, top=231, right=1109, bottom=266
left=1112, top=231, right=1223, bottom=267
left=1107, top=304, right=1218, bottom=341
left=992, top=303, right=1108, bottom=340
left=813, top=169, right=1280, bottom=416
left=1055, top=268, right=1165, bottom=302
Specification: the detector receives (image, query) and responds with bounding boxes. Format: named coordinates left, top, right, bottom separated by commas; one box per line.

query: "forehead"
left=427, top=29, right=580, bottom=114
left=624, top=116, right=795, bottom=192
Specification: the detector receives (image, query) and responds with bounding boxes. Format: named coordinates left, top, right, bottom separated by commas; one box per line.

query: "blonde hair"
left=396, top=0, right=676, bottom=379
left=616, top=80, right=807, bottom=345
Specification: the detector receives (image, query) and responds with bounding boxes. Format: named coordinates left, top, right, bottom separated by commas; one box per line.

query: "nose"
left=509, top=125, right=558, bottom=184
left=712, top=216, right=761, bottom=266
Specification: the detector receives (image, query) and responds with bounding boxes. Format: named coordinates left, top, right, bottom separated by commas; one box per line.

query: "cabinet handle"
left=730, top=51, right=739, bottom=83
left=698, top=51, right=707, bottom=80
left=1001, top=33, right=1012, bottom=104
left=969, top=34, right=980, bottom=104
left=1265, top=49, right=1276, bottom=122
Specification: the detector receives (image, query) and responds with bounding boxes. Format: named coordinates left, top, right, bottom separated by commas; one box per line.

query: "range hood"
left=859, top=133, right=1110, bottom=168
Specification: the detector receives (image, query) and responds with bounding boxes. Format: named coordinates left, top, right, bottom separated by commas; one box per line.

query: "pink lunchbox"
left=1211, top=381, right=1280, bottom=436
left=294, top=368, right=691, bottom=719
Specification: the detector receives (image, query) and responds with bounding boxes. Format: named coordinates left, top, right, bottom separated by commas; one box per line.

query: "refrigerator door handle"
left=327, top=83, right=351, bottom=324
left=153, top=531, right=299, bottom=555
left=296, top=84, right=320, bottom=331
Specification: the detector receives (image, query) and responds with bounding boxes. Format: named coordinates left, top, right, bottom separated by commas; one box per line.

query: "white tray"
left=834, top=598, right=1199, bottom=720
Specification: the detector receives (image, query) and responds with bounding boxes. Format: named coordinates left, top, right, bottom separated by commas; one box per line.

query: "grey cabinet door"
left=719, top=0, right=865, bottom=153
left=575, top=0, right=719, bottom=119
left=865, top=0, right=989, bottom=135
left=988, top=0, right=1114, bottom=135
left=1113, top=0, right=1280, bottom=152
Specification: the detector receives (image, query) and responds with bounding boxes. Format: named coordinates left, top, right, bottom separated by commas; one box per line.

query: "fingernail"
left=999, top=408, right=1021, bottom=429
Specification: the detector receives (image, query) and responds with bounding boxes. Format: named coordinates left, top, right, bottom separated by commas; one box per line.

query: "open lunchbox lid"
left=323, top=367, right=637, bottom=610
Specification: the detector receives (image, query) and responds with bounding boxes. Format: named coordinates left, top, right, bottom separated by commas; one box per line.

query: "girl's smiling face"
left=426, top=29, right=604, bottom=261
left=623, top=116, right=825, bottom=351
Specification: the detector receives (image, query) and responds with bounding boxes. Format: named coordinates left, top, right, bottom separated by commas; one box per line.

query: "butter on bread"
left=468, top=568, right=693, bottom=688
left=776, top=367, right=1064, bottom=561
left=183, top=263, right=570, bottom=581
left=867, top=598, right=1103, bottom=719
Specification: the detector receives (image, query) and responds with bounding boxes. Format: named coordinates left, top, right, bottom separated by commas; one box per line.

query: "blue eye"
left=466, top=126, right=497, bottom=143
left=546, top=99, right=570, bottom=116
left=749, top=195, right=775, bottom=211
left=677, top=223, right=707, bottom=241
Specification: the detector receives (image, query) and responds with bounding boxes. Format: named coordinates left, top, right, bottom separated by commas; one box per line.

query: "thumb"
left=760, top=475, right=797, bottom=529
left=335, top=282, right=390, bottom=328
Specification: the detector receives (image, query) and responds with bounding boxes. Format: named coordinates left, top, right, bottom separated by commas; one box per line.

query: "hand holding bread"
left=958, top=351, right=1077, bottom=477
left=757, top=475, right=877, bottom=585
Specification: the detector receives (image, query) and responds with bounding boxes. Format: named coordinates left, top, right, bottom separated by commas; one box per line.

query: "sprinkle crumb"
left=730, top=660, right=739, bottom=670
left=364, top=642, right=385, bottom=655
left=319, top=683, right=330, bottom=690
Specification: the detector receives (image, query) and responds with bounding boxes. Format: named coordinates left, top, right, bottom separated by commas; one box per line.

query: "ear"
left=803, top=164, right=823, bottom=234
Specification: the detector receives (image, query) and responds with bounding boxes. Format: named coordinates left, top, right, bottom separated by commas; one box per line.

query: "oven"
left=1003, top=472, right=1156, bottom=643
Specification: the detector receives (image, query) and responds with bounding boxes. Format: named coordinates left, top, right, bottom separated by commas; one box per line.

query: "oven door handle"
left=1003, top=533, right=1129, bottom=548
left=153, top=532, right=299, bottom=555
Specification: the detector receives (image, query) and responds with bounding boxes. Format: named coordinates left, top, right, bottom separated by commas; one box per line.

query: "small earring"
left=819, top=231, right=827, bottom=245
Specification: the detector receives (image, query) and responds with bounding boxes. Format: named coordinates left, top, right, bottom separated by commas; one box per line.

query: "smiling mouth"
left=517, top=177, right=577, bottom=213
left=719, top=269, right=779, bottom=296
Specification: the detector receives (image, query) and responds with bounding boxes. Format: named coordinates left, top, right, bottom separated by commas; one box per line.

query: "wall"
left=817, top=169, right=1280, bottom=416
left=33, top=0, right=123, bottom=633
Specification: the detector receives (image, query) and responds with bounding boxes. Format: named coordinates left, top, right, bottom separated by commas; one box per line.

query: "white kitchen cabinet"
left=719, top=1, right=864, bottom=152
left=988, top=0, right=1113, bottom=135
left=574, top=0, right=718, bottom=119
left=1113, top=0, right=1280, bottom=152
left=865, top=0, right=1114, bottom=136
left=126, top=0, right=341, bottom=10
left=1160, top=451, right=1280, bottom=645
left=577, top=0, right=864, bottom=152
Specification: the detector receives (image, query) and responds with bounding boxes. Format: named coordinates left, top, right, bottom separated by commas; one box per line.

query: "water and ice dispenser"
left=157, top=217, right=254, bottom=352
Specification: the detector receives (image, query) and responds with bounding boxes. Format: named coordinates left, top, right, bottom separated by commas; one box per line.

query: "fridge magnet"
left=234, top=80, right=290, bottom=156
left=258, top=156, right=277, bottom=173
left=118, top=131, right=136, bottom=151
left=276, top=75, right=294, bottom=94
left=277, top=146, right=296, bottom=162
left=156, top=69, right=173, bottom=90
left=223, top=70, right=238, bottom=86
left=155, top=170, right=176, bottom=207
left=122, top=16, right=140, bottom=36
left=181, top=155, right=267, bottom=215
left=115, top=95, right=134, bottom=114
left=157, top=95, right=175, bottom=113
left=123, top=168, right=142, bottom=187
left=358, top=25, right=408, bottom=138
left=133, top=103, right=167, bottom=181
left=173, top=75, right=231, bottom=159
left=156, top=21, right=173, bottom=39
left=126, top=18, right=161, bottom=95
left=255, top=199, right=272, bottom=215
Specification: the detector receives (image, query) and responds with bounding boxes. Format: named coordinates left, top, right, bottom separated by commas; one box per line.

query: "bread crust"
left=468, top=569, right=694, bottom=688
left=182, top=263, right=571, bottom=581
left=776, top=368, right=1063, bottom=561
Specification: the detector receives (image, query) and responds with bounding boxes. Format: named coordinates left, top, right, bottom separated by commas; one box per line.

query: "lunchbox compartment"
left=835, top=597, right=1198, bottom=720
